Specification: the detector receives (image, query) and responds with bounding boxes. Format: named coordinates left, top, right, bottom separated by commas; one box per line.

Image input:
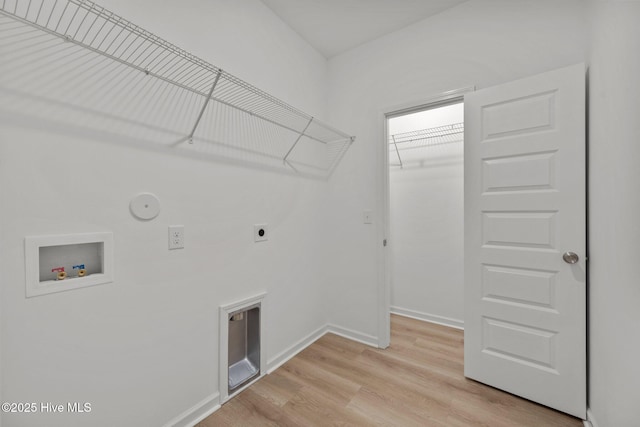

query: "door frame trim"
left=376, top=86, right=474, bottom=348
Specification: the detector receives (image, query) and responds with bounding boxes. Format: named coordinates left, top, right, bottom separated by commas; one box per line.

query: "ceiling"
left=260, top=0, right=468, bottom=58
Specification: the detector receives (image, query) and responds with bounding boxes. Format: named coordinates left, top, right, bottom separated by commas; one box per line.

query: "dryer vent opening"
left=227, top=304, right=260, bottom=393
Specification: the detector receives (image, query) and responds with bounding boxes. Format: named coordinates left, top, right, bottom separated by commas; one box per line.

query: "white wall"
left=99, top=0, right=327, bottom=114
left=326, top=0, right=588, bottom=340
left=389, top=143, right=464, bottom=325
left=0, top=1, right=331, bottom=426
left=587, top=2, right=640, bottom=426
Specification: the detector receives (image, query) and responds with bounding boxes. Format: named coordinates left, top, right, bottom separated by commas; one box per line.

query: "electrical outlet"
left=168, top=225, right=184, bottom=250
left=254, top=224, right=268, bottom=242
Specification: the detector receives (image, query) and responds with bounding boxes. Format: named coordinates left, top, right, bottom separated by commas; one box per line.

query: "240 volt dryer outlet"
left=254, top=224, right=268, bottom=242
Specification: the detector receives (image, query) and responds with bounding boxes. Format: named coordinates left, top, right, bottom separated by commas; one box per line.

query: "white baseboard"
left=164, top=393, right=220, bottom=427
left=326, top=324, right=379, bottom=348
left=267, top=324, right=328, bottom=373
left=163, top=323, right=380, bottom=426
left=390, top=306, right=464, bottom=330
left=267, top=323, right=378, bottom=373
left=585, top=408, right=598, bottom=427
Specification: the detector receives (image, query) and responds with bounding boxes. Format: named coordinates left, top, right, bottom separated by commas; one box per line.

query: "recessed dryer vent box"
left=219, top=292, right=266, bottom=403
left=227, top=305, right=260, bottom=393
left=25, top=232, right=114, bottom=297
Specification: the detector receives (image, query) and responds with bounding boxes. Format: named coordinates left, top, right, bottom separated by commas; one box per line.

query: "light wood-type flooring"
left=198, top=314, right=582, bottom=426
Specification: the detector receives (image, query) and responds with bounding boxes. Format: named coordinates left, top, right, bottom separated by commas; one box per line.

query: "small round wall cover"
left=130, top=192, right=160, bottom=220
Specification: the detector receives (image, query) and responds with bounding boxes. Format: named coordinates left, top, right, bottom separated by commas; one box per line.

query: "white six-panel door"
left=464, top=63, right=586, bottom=418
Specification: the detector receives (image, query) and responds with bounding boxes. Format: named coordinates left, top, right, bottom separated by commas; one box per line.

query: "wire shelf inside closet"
left=389, top=122, right=463, bottom=168
left=0, top=0, right=354, bottom=178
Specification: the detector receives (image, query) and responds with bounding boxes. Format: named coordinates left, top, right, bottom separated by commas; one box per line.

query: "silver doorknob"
left=563, top=252, right=579, bottom=264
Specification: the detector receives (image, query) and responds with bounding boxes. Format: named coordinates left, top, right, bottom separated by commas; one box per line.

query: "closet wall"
left=0, top=1, right=333, bottom=426
left=389, top=109, right=464, bottom=327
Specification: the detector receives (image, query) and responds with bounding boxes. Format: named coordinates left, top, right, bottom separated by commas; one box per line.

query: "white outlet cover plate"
left=168, top=225, right=184, bottom=250
left=254, top=224, right=268, bottom=242
left=130, top=193, right=160, bottom=220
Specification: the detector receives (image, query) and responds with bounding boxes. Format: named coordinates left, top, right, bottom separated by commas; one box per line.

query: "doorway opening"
left=385, top=97, right=465, bottom=336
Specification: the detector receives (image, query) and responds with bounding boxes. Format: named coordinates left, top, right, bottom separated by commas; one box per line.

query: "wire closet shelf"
left=0, top=0, right=354, bottom=177
left=389, top=122, right=463, bottom=168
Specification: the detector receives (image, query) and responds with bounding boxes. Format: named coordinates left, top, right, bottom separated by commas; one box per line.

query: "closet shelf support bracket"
left=283, top=116, right=314, bottom=163
left=187, top=69, right=222, bottom=144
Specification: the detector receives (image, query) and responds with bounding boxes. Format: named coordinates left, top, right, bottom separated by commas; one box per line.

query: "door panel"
left=482, top=152, right=556, bottom=192
left=482, top=265, right=556, bottom=308
left=464, top=63, right=586, bottom=418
